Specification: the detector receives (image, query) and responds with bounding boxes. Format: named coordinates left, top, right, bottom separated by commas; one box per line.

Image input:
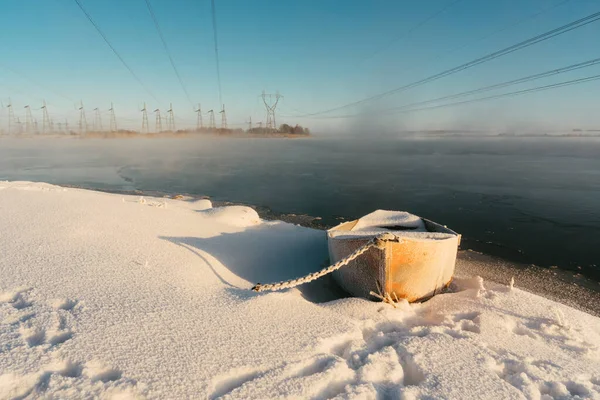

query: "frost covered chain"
left=251, top=233, right=396, bottom=292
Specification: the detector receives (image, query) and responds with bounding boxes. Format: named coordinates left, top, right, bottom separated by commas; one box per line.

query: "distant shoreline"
left=0, top=131, right=311, bottom=139
left=3, top=131, right=600, bottom=139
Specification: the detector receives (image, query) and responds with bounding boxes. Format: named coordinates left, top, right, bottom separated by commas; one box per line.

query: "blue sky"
left=0, top=0, right=599, bottom=132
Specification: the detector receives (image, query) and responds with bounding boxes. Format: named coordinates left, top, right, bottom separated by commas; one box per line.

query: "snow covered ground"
left=0, top=181, right=599, bottom=399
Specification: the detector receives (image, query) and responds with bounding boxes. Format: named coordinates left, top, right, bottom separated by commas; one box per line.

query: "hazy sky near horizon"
left=0, top=0, right=599, bottom=132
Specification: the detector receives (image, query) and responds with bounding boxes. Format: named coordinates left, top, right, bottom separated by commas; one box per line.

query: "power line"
left=296, top=10, right=600, bottom=117
left=385, top=58, right=600, bottom=114
left=211, top=0, right=223, bottom=105
left=281, top=0, right=574, bottom=119
left=362, top=0, right=464, bottom=63
left=391, top=0, right=576, bottom=81
left=144, top=0, right=194, bottom=107
left=439, top=0, right=575, bottom=62
left=72, top=0, right=159, bottom=103
left=316, top=57, right=600, bottom=119
left=314, top=72, right=600, bottom=118
left=380, top=73, right=600, bottom=116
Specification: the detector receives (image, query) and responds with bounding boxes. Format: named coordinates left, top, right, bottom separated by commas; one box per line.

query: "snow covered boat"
left=327, top=210, right=460, bottom=302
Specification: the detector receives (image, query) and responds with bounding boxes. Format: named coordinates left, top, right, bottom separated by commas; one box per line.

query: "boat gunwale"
left=327, top=217, right=460, bottom=243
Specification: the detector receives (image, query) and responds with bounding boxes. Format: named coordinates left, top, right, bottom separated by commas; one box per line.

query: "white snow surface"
left=0, top=181, right=599, bottom=399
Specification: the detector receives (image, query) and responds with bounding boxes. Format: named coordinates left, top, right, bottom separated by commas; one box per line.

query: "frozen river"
left=1, top=134, right=599, bottom=279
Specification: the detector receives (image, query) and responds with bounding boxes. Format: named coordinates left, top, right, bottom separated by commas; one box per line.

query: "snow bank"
left=190, top=198, right=213, bottom=211
left=0, top=182, right=599, bottom=399
left=201, top=205, right=261, bottom=227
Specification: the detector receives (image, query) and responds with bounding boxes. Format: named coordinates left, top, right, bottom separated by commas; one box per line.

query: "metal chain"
left=251, top=232, right=396, bottom=292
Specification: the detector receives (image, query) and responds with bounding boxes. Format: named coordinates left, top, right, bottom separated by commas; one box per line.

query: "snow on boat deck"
left=0, top=181, right=599, bottom=399
left=328, top=209, right=457, bottom=240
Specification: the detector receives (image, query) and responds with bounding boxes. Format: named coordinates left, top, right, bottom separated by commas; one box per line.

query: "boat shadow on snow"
left=159, top=224, right=350, bottom=304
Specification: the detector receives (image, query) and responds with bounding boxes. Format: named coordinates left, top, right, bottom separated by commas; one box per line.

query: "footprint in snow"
left=49, top=359, right=84, bottom=378
left=20, top=326, right=73, bottom=348
left=209, top=326, right=427, bottom=399
left=3, top=312, right=35, bottom=325
left=209, top=367, right=264, bottom=400
left=522, top=316, right=598, bottom=355
left=21, top=327, right=46, bottom=347
left=0, top=287, right=33, bottom=310
left=0, top=359, right=131, bottom=399
left=3, top=293, right=78, bottom=348
left=47, top=329, right=73, bottom=346
left=491, top=357, right=599, bottom=398
left=85, top=361, right=123, bottom=383
left=0, top=288, right=139, bottom=397
left=452, top=311, right=482, bottom=334
left=49, top=298, right=79, bottom=311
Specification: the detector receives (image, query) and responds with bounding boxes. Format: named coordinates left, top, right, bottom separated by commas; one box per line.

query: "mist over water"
left=1, top=135, right=599, bottom=278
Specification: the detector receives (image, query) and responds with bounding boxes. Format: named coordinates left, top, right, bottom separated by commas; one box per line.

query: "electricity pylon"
left=93, top=107, right=103, bottom=132
left=154, top=109, right=162, bottom=133
left=220, top=104, right=227, bottom=130
left=247, top=116, right=252, bottom=132
left=195, top=103, right=203, bottom=131
left=261, top=91, right=283, bottom=131
left=15, top=117, right=22, bottom=134
left=207, top=109, right=215, bottom=131
left=6, top=99, right=15, bottom=135
left=41, top=100, right=51, bottom=134
left=166, top=103, right=175, bottom=132
left=141, top=103, right=149, bottom=134
left=78, top=102, right=88, bottom=135
left=108, top=102, right=117, bottom=132
left=24, top=105, right=34, bottom=134
left=65, top=119, right=70, bottom=134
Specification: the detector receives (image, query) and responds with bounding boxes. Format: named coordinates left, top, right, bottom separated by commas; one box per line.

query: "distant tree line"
left=277, top=124, right=310, bottom=135
left=245, top=124, right=309, bottom=135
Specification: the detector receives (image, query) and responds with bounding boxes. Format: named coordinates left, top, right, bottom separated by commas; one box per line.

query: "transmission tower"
left=207, top=109, right=215, bottom=130
left=195, top=104, right=203, bottom=131
left=141, top=102, right=149, bottom=134
left=93, top=107, right=103, bottom=132
left=219, top=104, right=227, bottom=130
left=24, top=105, right=34, bottom=134
left=41, top=100, right=51, bottom=134
left=108, top=102, right=117, bottom=132
left=166, top=103, right=175, bottom=131
left=15, top=117, right=22, bottom=134
left=247, top=116, right=252, bottom=132
left=6, top=99, right=15, bottom=135
left=154, top=109, right=162, bottom=133
left=78, top=102, right=88, bottom=135
left=65, top=119, right=70, bottom=134
left=261, top=91, right=283, bottom=131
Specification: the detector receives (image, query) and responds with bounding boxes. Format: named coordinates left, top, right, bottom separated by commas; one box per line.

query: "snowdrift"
left=0, top=181, right=599, bottom=399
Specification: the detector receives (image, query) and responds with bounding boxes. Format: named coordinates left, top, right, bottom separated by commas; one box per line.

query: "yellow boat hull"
left=327, top=218, right=460, bottom=302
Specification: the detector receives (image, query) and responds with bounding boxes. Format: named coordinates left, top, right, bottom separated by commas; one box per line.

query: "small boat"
left=327, top=210, right=460, bottom=302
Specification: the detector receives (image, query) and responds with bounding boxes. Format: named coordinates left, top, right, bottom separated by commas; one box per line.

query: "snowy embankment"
left=0, top=181, right=599, bottom=399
